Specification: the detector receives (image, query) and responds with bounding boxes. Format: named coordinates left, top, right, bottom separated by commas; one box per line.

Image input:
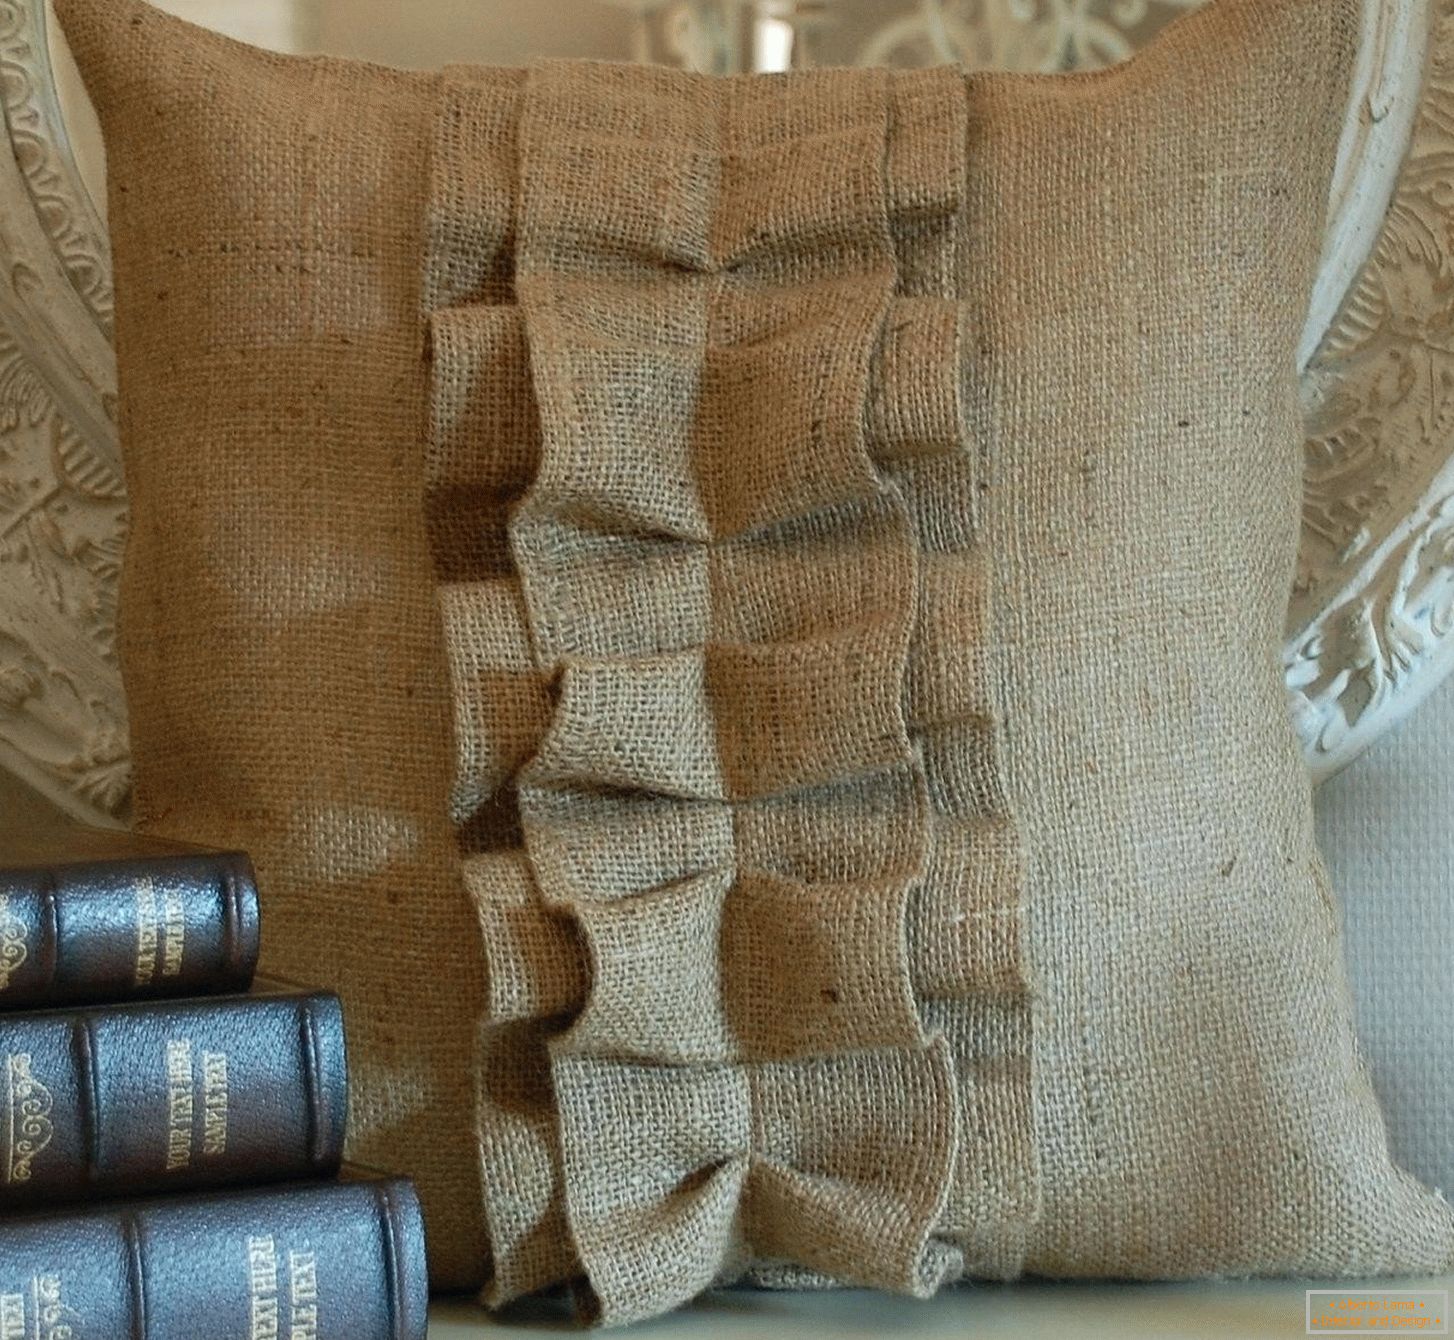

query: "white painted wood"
left=0, top=0, right=121, bottom=821
left=1288, top=1, right=1454, bottom=781
left=1304, top=0, right=1430, bottom=372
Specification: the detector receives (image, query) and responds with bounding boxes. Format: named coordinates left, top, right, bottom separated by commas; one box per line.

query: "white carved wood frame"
left=0, top=0, right=1448, bottom=822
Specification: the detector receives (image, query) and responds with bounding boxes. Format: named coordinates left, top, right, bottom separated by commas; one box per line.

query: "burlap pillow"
left=58, top=0, right=1454, bottom=1323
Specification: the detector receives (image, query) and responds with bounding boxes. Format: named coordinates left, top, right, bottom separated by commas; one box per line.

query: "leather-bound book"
left=0, top=824, right=259, bottom=1010
left=0, top=1177, right=429, bottom=1340
left=0, top=991, right=347, bottom=1208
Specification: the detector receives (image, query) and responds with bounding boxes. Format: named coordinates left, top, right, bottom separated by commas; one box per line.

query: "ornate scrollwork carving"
left=0, top=317, right=128, bottom=814
left=0, top=895, right=26, bottom=990
left=1289, top=492, right=1454, bottom=762
left=853, top=0, right=1203, bottom=71
left=33, top=1274, right=83, bottom=1340
left=0, top=0, right=126, bottom=821
left=0, top=0, right=112, bottom=331
left=605, top=0, right=1203, bottom=74
left=5, top=1051, right=54, bottom=1184
left=1288, top=0, right=1454, bottom=777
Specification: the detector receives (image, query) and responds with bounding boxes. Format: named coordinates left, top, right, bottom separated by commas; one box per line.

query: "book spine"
left=0, top=851, right=261, bottom=1009
left=0, top=992, right=347, bottom=1209
left=0, top=1177, right=429, bottom=1340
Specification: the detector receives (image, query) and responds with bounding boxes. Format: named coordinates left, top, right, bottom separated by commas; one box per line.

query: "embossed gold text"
left=288, top=1248, right=319, bottom=1340
left=164, top=1038, right=193, bottom=1171
left=248, top=1234, right=280, bottom=1340
left=202, top=1050, right=229, bottom=1156
left=133, top=877, right=158, bottom=986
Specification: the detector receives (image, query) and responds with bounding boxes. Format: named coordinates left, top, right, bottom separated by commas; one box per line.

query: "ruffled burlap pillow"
left=57, top=0, right=1454, bottom=1323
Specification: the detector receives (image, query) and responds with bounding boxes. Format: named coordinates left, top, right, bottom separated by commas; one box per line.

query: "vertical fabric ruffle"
left=423, top=59, right=1036, bottom=1326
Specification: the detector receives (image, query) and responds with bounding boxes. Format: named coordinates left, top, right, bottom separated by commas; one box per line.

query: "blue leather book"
left=0, top=825, right=259, bottom=1010
left=0, top=990, right=346, bottom=1209
left=0, top=1177, right=429, bottom=1340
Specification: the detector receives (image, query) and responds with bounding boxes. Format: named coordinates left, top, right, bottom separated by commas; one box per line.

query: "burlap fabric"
left=58, top=0, right=1454, bottom=1323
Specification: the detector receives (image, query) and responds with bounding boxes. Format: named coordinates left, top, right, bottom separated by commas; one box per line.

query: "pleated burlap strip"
left=427, top=62, right=1032, bottom=1322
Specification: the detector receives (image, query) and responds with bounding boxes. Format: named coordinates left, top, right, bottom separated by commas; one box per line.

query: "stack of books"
left=0, top=823, right=429, bottom=1339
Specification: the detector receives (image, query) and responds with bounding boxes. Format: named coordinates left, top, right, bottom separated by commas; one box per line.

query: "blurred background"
left=147, top=0, right=1202, bottom=73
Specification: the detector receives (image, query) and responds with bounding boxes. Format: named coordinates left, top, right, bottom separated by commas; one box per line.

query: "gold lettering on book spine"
left=247, top=1234, right=281, bottom=1340
left=0, top=896, right=26, bottom=992
left=160, top=886, right=185, bottom=978
left=33, top=1274, right=81, bottom=1340
left=164, top=1038, right=194, bottom=1171
left=201, top=1050, right=229, bottom=1156
left=4, top=1054, right=53, bottom=1184
left=0, top=1278, right=83, bottom=1340
left=133, top=877, right=158, bottom=986
left=288, top=1249, right=320, bottom=1340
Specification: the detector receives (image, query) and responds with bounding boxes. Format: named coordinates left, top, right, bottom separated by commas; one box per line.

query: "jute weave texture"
left=57, top=0, right=1454, bottom=1322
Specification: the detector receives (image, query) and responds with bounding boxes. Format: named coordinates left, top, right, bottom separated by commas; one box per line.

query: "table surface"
left=429, top=1277, right=1454, bottom=1338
